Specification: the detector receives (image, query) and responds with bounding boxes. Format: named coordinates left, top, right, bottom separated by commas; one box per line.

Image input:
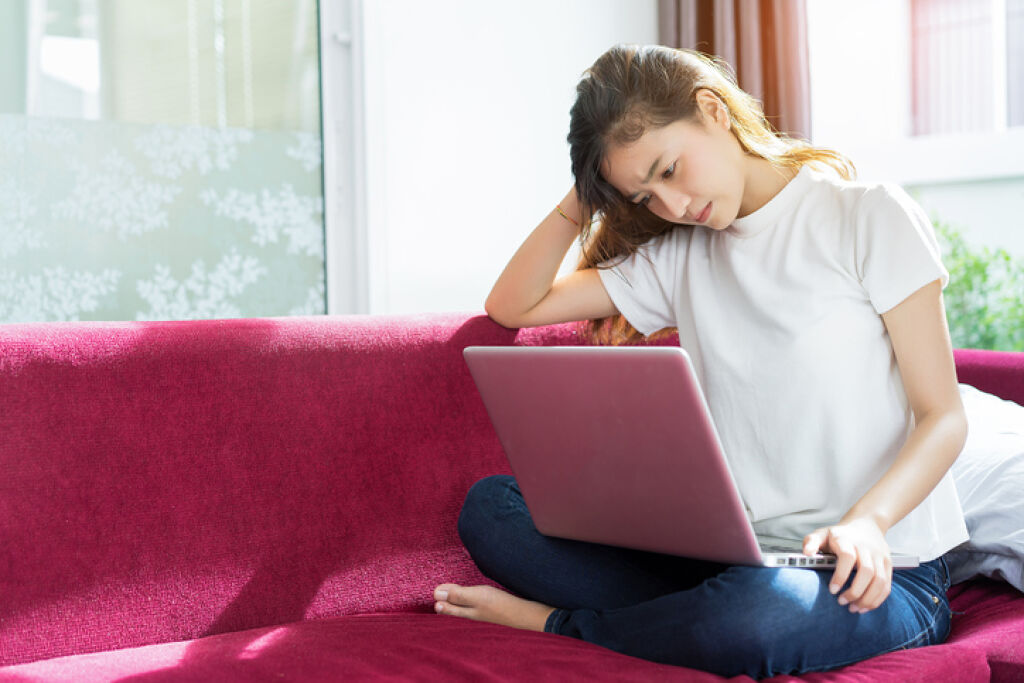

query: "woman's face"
left=599, top=95, right=746, bottom=230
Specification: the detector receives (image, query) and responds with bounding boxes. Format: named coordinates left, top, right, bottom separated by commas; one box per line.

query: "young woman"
left=433, top=44, right=968, bottom=679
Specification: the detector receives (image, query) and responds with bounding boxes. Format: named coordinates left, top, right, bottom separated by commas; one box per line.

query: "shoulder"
left=800, top=168, right=928, bottom=228
left=855, top=182, right=925, bottom=223
left=627, top=224, right=688, bottom=261
left=597, top=225, right=688, bottom=274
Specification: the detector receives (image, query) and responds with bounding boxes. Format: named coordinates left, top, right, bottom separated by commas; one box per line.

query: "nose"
left=654, top=189, right=692, bottom=221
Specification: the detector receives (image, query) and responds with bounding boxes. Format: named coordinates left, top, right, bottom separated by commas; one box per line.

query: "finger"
left=803, top=528, right=827, bottom=556
left=854, top=573, right=891, bottom=612
left=829, top=536, right=858, bottom=598
left=842, top=552, right=877, bottom=606
left=855, top=559, right=893, bottom=611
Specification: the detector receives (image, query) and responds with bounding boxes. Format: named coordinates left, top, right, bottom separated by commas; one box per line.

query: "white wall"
left=806, top=0, right=912, bottom=168
left=807, top=0, right=1024, bottom=260
left=907, top=179, right=1024, bottom=259
left=361, top=0, right=658, bottom=315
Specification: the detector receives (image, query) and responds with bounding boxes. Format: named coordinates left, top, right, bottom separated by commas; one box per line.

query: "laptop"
left=463, top=345, right=919, bottom=569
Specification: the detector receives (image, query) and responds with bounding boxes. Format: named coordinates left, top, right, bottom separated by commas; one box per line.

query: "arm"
left=803, top=278, right=968, bottom=613
left=485, top=187, right=618, bottom=328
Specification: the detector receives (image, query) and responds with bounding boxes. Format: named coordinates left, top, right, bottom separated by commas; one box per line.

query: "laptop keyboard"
left=766, top=554, right=834, bottom=566
left=759, top=541, right=836, bottom=567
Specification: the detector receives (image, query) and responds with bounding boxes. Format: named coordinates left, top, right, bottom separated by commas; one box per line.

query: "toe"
left=434, top=583, right=461, bottom=602
left=435, top=599, right=474, bottom=619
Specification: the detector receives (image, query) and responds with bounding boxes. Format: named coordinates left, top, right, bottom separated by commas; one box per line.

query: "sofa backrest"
left=954, top=348, right=1024, bottom=406
left=0, top=313, right=593, bottom=665
left=2, top=313, right=1021, bottom=666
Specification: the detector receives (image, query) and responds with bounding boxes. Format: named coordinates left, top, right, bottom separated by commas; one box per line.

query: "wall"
left=807, top=0, right=1024, bottom=261
left=908, top=179, right=1024, bottom=259
left=807, top=0, right=912, bottom=150
left=361, top=0, right=658, bottom=314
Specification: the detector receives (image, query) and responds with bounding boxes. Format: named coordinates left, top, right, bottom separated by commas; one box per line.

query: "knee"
left=702, top=569, right=825, bottom=674
left=457, top=475, right=515, bottom=549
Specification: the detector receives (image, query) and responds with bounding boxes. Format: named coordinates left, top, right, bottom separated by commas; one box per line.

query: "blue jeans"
left=458, top=475, right=953, bottom=680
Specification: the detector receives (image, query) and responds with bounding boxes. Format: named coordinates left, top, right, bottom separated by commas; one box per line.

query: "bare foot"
left=433, top=583, right=555, bottom=632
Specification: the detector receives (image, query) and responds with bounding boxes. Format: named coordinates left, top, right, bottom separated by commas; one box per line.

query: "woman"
left=433, top=44, right=968, bottom=679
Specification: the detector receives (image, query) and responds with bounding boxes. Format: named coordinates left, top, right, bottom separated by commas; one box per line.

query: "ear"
left=695, top=89, right=730, bottom=131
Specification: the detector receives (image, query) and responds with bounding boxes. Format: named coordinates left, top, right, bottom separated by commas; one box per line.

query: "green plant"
left=933, top=218, right=1024, bottom=351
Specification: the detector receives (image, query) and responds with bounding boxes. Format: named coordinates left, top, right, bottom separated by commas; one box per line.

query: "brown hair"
left=568, top=44, right=855, bottom=345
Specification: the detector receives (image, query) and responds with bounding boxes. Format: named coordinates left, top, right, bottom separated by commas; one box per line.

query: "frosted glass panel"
left=0, top=0, right=324, bottom=322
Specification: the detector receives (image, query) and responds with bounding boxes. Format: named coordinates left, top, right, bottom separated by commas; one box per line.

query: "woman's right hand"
left=484, top=187, right=618, bottom=329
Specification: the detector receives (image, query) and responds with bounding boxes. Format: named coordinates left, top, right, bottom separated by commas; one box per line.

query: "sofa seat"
left=6, top=573, right=1021, bottom=683
left=946, top=580, right=1024, bottom=681
left=0, top=607, right=1002, bottom=683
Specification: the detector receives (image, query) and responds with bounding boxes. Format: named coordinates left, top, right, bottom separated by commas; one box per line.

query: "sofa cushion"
left=0, top=314, right=533, bottom=664
left=947, top=383, right=1024, bottom=592
left=948, top=580, right=1024, bottom=682
left=0, top=612, right=994, bottom=683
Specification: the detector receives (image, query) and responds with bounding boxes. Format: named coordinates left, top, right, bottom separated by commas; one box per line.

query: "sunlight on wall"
left=361, top=0, right=659, bottom=315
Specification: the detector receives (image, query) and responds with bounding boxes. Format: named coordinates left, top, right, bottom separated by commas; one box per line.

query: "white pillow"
left=944, top=383, right=1024, bottom=592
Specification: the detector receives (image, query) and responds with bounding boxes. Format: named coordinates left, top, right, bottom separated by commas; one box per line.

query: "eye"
left=631, top=161, right=676, bottom=206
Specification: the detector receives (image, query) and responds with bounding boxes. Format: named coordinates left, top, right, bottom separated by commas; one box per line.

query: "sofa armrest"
left=954, top=348, right=1024, bottom=406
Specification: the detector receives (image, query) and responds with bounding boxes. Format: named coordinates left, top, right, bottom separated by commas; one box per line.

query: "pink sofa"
left=1, top=313, right=1021, bottom=681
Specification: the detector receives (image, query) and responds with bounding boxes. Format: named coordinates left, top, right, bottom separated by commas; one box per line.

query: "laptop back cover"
left=464, top=345, right=766, bottom=566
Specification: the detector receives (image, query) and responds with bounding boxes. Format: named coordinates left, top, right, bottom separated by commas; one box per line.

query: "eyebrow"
left=627, top=156, right=662, bottom=201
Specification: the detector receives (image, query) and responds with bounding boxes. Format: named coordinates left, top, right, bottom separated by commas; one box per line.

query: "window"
left=809, top=0, right=1024, bottom=351
left=1011, top=0, right=1024, bottom=125
left=809, top=0, right=1024, bottom=184
left=0, top=0, right=324, bottom=323
left=910, top=0, right=1013, bottom=136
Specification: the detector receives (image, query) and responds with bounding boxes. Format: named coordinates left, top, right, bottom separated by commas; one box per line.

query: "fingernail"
left=436, top=590, right=448, bottom=601
left=434, top=602, right=444, bottom=613
left=829, top=584, right=839, bottom=595
left=849, top=605, right=858, bottom=613
left=837, top=597, right=848, bottom=606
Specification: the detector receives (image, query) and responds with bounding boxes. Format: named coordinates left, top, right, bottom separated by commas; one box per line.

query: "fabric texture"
left=947, top=579, right=1024, bottom=681
left=460, top=475, right=954, bottom=680
left=0, top=313, right=1022, bottom=680
left=0, top=314, right=568, bottom=666
left=596, top=165, right=966, bottom=560
left=955, top=347, right=1024, bottom=406
left=0, top=612, right=997, bottom=683
left=946, top=384, right=1024, bottom=592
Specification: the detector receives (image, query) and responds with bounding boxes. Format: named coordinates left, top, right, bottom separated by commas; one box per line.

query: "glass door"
left=0, top=0, right=325, bottom=322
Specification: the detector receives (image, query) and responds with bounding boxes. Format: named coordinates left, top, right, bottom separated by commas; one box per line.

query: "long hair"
left=568, top=44, right=855, bottom=345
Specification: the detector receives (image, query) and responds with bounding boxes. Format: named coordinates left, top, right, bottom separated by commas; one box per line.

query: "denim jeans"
left=458, top=475, right=953, bottom=680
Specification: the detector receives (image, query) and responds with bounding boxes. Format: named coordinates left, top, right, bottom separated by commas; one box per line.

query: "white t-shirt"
left=597, top=164, right=969, bottom=562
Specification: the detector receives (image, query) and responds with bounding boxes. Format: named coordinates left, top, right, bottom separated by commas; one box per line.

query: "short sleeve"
left=853, top=183, right=949, bottom=314
left=595, top=228, right=683, bottom=335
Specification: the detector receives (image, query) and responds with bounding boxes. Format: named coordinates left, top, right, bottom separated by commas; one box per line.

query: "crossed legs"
left=433, top=475, right=952, bottom=679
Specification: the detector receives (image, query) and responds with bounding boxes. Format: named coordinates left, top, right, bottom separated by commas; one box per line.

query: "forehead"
left=599, top=119, right=696, bottom=191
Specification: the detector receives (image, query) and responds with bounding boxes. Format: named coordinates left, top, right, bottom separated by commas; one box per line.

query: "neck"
left=738, top=157, right=798, bottom=218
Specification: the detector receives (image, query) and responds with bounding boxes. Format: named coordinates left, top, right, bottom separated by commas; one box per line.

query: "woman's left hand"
left=802, top=517, right=893, bottom=614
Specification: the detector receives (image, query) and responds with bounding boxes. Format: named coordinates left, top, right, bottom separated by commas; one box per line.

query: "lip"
left=694, top=202, right=712, bottom=223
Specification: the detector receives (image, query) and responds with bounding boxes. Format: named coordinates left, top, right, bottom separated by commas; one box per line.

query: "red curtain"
left=658, top=0, right=812, bottom=140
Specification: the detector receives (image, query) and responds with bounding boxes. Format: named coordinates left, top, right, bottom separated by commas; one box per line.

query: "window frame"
left=318, top=0, right=369, bottom=315
left=809, top=0, right=1024, bottom=186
